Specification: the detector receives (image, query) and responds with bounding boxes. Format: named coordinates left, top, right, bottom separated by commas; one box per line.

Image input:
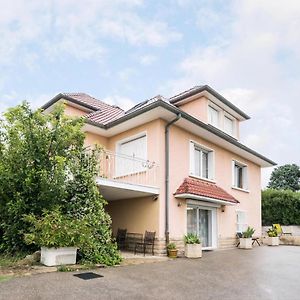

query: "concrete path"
left=1, top=246, right=300, bottom=300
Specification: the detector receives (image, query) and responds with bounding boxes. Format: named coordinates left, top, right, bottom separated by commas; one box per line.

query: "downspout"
left=165, top=113, right=181, bottom=245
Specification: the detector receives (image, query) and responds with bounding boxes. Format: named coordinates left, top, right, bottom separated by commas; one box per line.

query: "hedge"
left=262, top=189, right=300, bottom=226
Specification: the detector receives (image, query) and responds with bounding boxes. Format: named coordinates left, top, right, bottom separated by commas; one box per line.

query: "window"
left=224, top=115, right=234, bottom=136
left=236, top=210, right=247, bottom=233
left=190, top=142, right=214, bottom=180
left=232, top=161, right=248, bottom=190
left=208, top=106, right=219, bottom=127
left=116, top=134, right=147, bottom=176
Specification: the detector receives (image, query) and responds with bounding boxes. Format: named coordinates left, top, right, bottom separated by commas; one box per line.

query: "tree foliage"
left=268, top=164, right=300, bottom=191
left=0, top=102, right=121, bottom=265
left=262, top=189, right=300, bottom=225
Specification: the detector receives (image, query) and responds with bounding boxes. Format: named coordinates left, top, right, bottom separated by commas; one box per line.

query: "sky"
left=0, top=0, right=300, bottom=187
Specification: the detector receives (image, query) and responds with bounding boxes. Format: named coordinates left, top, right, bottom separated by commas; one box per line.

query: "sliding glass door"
left=187, top=205, right=217, bottom=249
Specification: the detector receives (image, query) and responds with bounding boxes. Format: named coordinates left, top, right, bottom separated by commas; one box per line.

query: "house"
left=42, top=85, right=276, bottom=253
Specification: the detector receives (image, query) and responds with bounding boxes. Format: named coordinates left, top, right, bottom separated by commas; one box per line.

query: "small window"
left=236, top=210, right=247, bottom=233
left=208, top=106, right=219, bottom=127
left=190, top=142, right=214, bottom=180
left=232, top=161, right=248, bottom=190
left=224, top=116, right=234, bottom=135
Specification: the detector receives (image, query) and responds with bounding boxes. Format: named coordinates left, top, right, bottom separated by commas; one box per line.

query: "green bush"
left=167, top=243, right=177, bottom=250
left=184, top=233, right=201, bottom=244
left=262, top=189, right=300, bottom=225
left=267, top=227, right=278, bottom=237
left=242, top=226, right=255, bottom=238
left=23, top=207, right=90, bottom=248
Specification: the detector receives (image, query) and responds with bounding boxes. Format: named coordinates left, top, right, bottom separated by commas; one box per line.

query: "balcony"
left=96, top=150, right=160, bottom=201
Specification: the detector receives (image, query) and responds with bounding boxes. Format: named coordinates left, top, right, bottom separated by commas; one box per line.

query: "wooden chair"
left=116, top=228, right=127, bottom=250
left=135, top=231, right=156, bottom=256
left=273, top=224, right=292, bottom=236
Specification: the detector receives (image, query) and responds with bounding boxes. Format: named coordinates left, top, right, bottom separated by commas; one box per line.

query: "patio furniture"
left=116, top=228, right=127, bottom=250
left=236, top=232, right=243, bottom=247
left=252, top=237, right=261, bottom=246
left=126, top=232, right=143, bottom=251
left=135, top=231, right=156, bottom=256
left=273, top=224, right=292, bottom=236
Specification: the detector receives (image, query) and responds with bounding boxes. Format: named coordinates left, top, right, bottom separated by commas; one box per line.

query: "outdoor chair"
left=134, top=231, right=156, bottom=256
left=273, top=224, right=292, bottom=236
left=126, top=232, right=143, bottom=251
left=116, top=228, right=127, bottom=250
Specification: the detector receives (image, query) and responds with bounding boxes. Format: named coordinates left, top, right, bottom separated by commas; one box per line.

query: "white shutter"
left=232, top=161, right=236, bottom=187
left=117, top=135, right=147, bottom=176
left=243, top=167, right=248, bottom=190
left=208, top=152, right=214, bottom=180
left=189, top=141, right=195, bottom=175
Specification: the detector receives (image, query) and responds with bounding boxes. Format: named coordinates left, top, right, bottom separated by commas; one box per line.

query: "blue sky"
left=1, top=0, right=300, bottom=186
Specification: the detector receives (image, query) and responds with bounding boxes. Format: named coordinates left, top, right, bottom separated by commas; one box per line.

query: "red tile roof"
left=175, top=177, right=238, bottom=204
left=60, top=93, right=125, bottom=125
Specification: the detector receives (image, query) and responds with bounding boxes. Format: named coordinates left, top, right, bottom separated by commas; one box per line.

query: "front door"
left=187, top=205, right=217, bottom=249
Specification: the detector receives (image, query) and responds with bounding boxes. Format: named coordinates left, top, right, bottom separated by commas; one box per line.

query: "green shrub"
left=167, top=243, right=177, bottom=250
left=23, top=207, right=90, bottom=248
left=242, top=227, right=255, bottom=238
left=184, top=233, right=201, bottom=244
left=267, top=227, right=278, bottom=237
left=262, top=189, right=300, bottom=225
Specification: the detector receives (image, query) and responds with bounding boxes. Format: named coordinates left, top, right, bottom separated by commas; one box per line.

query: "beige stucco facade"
left=56, top=94, right=270, bottom=253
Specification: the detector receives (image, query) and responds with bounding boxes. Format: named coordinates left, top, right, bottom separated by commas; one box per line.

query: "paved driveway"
left=1, top=246, right=300, bottom=300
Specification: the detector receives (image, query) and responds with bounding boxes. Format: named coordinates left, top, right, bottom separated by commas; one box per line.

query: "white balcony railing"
left=97, top=150, right=159, bottom=187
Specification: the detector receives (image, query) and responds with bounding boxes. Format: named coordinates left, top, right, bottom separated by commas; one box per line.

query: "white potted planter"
left=239, top=226, right=255, bottom=250
left=41, top=247, right=78, bottom=266
left=184, top=233, right=202, bottom=258
left=266, top=227, right=279, bottom=246
left=267, top=236, right=279, bottom=246
left=239, top=238, right=252, bottom=249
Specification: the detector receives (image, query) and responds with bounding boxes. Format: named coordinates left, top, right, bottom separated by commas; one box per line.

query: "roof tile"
left=174, top=177, right=239, bottom=204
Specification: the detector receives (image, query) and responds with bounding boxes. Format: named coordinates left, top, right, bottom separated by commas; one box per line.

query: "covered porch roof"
left=97, top=177, right=159, bottom=201
left=174, top=177, right=239, bottom=206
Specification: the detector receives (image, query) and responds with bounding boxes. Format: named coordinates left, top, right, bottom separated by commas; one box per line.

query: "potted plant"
left=266, top=227, right=279, bottom=246
left=24, top=207, right=88, bottom=266
left=239, top=226, right=255, bottom=249
left=184, top=233, right=202, bottom=258
left=167, top=243, right=178, bottom=258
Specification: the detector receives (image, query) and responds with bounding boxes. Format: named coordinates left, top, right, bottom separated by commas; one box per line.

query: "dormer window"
left=224, top=115, right=234, bottom=136
left=208, top=106, right=219, bottom=127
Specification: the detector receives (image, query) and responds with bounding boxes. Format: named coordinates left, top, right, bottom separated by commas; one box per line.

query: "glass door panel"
left=187, top=207, right=197, bottom=234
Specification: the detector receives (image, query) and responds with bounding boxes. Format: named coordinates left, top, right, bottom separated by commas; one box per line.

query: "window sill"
left=231, top=186, right=250, bottom=193
left=189, top=174, right=216, bottom=184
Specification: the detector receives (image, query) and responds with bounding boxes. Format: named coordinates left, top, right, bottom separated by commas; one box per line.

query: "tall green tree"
left=268, top=164, right=300, bottom=191
left=0, top=103, right=120, bottom=265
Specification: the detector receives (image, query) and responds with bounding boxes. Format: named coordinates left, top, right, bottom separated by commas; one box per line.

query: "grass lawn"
left=0, top=254, right=25, bottom=268
left=0, top=275, right=13, bottom=283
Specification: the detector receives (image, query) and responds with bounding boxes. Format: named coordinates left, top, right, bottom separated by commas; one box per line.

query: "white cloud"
left=0, top=0, right=181, bottom=67
left=103, top=95, right=136, bottom=111
left=138, top=54, right=157, bottom=66
left=164, top=0, right=300, bottom=187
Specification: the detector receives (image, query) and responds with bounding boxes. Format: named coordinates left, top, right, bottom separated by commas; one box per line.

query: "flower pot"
left=41, top=247, right=77, bottom=266
left=168, top=249, right=178, bottom=258
left=239, top=238, right=252, bottom=249
left=267, top=236, right=279, bottom=246
left=185, top=243, right=202, bottom=258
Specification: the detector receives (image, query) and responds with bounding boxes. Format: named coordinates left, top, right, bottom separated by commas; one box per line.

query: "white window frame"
left=232, top=160, right=249, bottom=192
left=208, top=103, right=221, bottom=128
left=236, top=210, right=247, bottom=233
left=223, top=112, right=236, bottom=137
left=115, top=132, right=147, bottom=177
left=189, top=141, right=215, bottom=182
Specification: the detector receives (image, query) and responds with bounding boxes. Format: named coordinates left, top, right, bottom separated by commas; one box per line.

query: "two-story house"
left=42, top=85, right=276, bottom=253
